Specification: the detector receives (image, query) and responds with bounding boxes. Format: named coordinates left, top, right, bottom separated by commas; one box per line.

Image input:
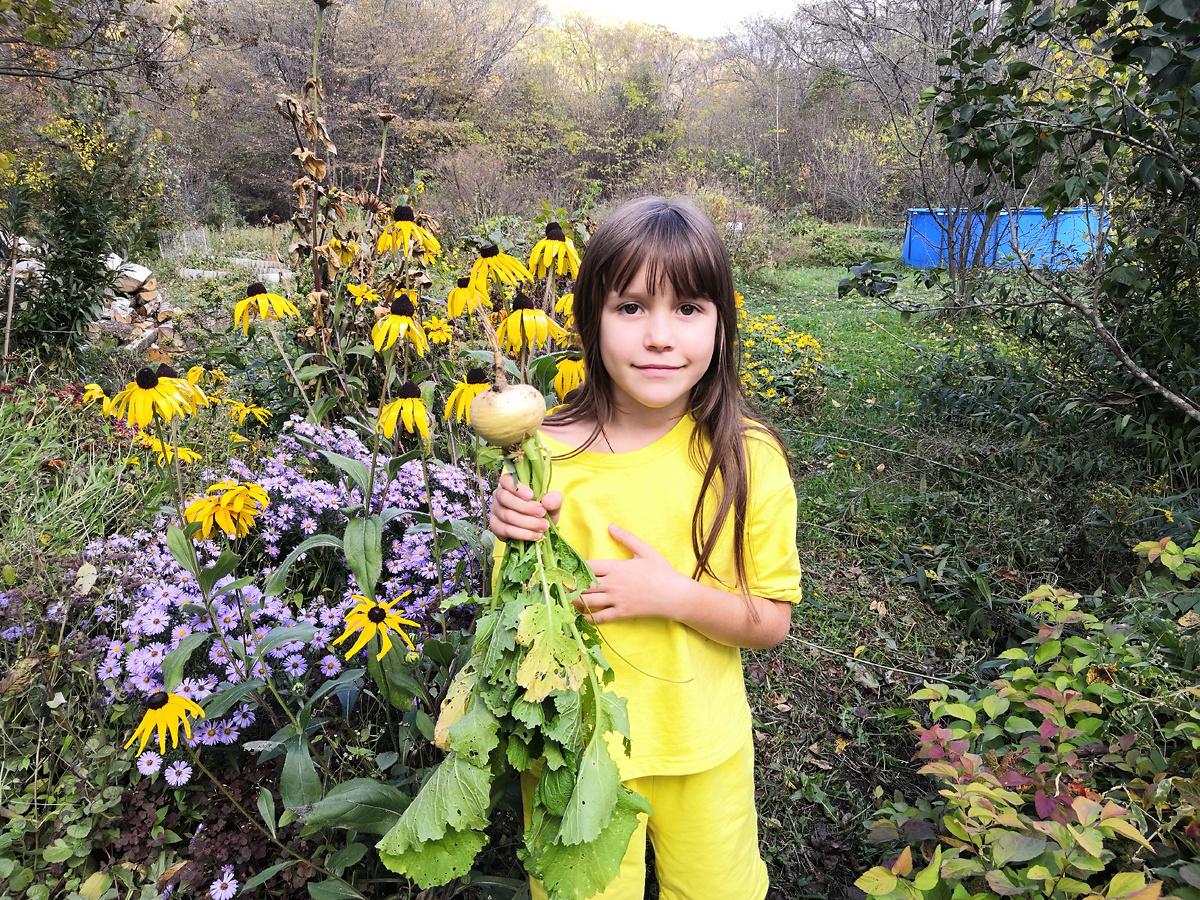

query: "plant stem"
left=266, top=322, right=318, bottom=422
left=3, top=237, right=16, bottom=357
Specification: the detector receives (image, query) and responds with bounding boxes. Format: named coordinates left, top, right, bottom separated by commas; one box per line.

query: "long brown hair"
left=546, top=196, right=788, bottom=610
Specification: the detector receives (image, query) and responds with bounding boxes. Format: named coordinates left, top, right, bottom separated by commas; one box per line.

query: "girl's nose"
left=644, top=311, right=675, bottom=349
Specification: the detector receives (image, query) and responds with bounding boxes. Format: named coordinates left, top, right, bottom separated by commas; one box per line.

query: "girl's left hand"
left=578, top=524, right=685, bottom=623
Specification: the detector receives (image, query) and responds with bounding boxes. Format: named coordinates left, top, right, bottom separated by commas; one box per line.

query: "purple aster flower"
left=217, top=723, right=240, bottom=744
left=282, top=654, right=307, bottom=678
left=230, top=705, right=255, bottom=729
left=319, top=655, right=341, bottom=677
left=209, top=874, right=238, bottom=900
left=137, top=751, right=163, bottom=775
left=164, top=761, right=192, bottom=786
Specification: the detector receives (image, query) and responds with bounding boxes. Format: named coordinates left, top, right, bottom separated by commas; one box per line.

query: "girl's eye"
left=679, top=303, right=701, bottom=316
left=618, top=302, right=641, bottom=315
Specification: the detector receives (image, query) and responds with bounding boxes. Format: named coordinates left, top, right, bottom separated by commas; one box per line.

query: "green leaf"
left=343, top=516, right=383, bottom=601
left=1035, top=640, right=1062, bottom=664
left=304, top=778, right=411, bottom=834
left=998, top=648, right=1028, bottom=660
left=981, top=694, right=1010, bottom=718
left=160, top=632, right=212, bottom=691
left=306, top=879, right=363, bottom=899
left=42, top=841, right=75, bottom=863
left=992, top=831, right=1046, bottom=866
left=1004, top=716, right=1037, bottom=734
left=319, top=448, right=372, bottom=497
left=281, top=735, right=323, bottom=810
left=377, top=753, right=493, bottom=853
left=165, top=524, right=199, bottom=577
left=255, top=623, right=318, bottom=658
left=258, top=787, right=277, bottom=839
left=202, top=679, right=265, bottom=718
left=240, top=861, right=296, bottom=894
left=199, top=548, right=242, bottom=596
left=941, top=702, right=977, bottom=724
left=986, top=869, right=1026, bottom=896
left=447, top=694, right=502, bottom=767
left=377, top=827, right=486, bottom=889
left=263, top=534, right=343, bottom=597
left=855, top=866, right=899, bottom=896
left=327, top=843, right=368, bottom=870
left=558, top=730, right=622, bottom=846
left=912, top=845, right=942, bottom=891
left=294, top=364, right=336, bottom=381
left=537, top=788, right=652, bottom=900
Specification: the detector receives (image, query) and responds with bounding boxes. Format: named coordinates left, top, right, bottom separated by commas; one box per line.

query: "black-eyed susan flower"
left=377, top=382, right=430, bottom=441
left=377, top=205, right=441, bottom=258
left=137, top=431, right=202, bottom=465
left=125, top=690, right=205, bottom=754
left=447, top=276, right=488, bottom=318
left=347, top=283, right=380, bottom=306
left=445, top=367, right=490, bottom=423
left=372, top=293, right=428, bottom=355
left=226, top=400, right=271, bottom=427
left=109, top=368, right=191, bottom=429
left=331, top=593, right=418, bottom=660
left=184, top=480, right=270, bottom=540
left=555, top=292, right=574, bottom=328
left=156, top=364, right=209, bottom=413
left=82, top=383, right=114, bottom=415
left=424, top=316, right=452, bottom=345
left=469, top=243, right=531, bottom=294
left=554, top=356, right=585, bottom=400
left=186, top=365, right=226, bottom=388
left=500, top=292, right=567, bottom=353
left=327, top=236, right=361, bottom=269
left=233, top=282, right=300, bottom=335
left=529, top=222, right=580, bottom=278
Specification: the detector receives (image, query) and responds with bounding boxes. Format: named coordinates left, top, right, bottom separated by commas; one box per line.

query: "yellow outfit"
left=519, top=413, right=802, bottom=900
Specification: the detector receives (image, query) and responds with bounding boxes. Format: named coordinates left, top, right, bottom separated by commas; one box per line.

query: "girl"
left=490, top=196, right=802, bottom=900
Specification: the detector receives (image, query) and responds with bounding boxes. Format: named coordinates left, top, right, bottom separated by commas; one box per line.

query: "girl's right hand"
left=488, top=472, right=562, bottom=542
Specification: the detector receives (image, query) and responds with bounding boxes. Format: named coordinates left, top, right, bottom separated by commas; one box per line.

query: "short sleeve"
left=745, top=432, right=803, bottom=604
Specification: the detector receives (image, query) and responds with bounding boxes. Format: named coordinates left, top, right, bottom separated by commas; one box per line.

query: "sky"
left=555, top=0, right=799, bottom=40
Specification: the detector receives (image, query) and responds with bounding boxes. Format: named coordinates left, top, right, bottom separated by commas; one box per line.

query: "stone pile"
left=90, top=254, right=185, bottom=353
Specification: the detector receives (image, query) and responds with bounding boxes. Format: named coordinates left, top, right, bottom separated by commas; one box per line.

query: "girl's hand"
left=488, top=472, right=562, bottom=542
left=578, top=524, right=688, bottom=622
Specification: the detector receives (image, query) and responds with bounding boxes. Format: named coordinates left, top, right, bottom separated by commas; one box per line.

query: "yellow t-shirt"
left=527, top=413, right=803, bottom=780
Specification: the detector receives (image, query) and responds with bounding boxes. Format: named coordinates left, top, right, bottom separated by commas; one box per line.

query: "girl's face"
left=598, top=260, right=718, bottom=421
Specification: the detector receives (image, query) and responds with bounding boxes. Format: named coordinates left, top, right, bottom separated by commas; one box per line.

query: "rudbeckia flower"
left=82, top=383, right=114, bottom=415
left=424, top=316, right=453, bottom=345
left=155, top=364, right=209, bottom=413
left=377, top=205, right=441, bottom=258
left=445, top=367, right=490, bottom=423
left=529, top=222, right=580, bottom=278
left=137, top=431, right=202, bottom=465
left=555, top=292, right=574, bottom=328
left=233, top=282, right=300, bottom=335
left=447, top=276, right=488, bottom=318
left=500, top=293, right=567, bottom=353
left=347, top=283, right=380, bottom=306
left=327, top=236, right=360, bottom=269
left=185, top=479, right=270, bottom=540
left=377, top=382, right=430, bottom=440
left=109, top=368, right=191, bottom=429
left=372, top=293, right=428, bottom=355
left=226, top=400, right=271, bottom=427
left=186, top=364, right=226, bottom=388
left=469, top=243, right=531, bottom=294
left=331, top=593, right=419, bottom=660
left=125, top=690, right=205, bottom=754
left=554, top=356, right=585, bottom=400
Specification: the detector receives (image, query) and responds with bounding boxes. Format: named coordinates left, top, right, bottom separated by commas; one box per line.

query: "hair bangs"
left=603, top=209, right=731, bottom=305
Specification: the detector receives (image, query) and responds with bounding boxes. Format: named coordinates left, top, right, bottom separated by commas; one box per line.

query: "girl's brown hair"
left=546, top=196, right=788, bottom=610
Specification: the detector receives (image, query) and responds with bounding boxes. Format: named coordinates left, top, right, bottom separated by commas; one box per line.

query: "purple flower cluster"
left=79, top=418, right=488, bottom=771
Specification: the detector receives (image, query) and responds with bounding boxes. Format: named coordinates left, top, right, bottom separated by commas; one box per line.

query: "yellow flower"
left=553, top=356, right=585, bottom=400
left=233, top=282, right=300, bottom=334
left=499, top=294, right=567, bottom=353
left=554, top=292, right=574, bottom=328
left=155, top=364, right=209, bottom=413
left=186, top=365, right=226, bottom=388
left=108, top=368, right=191, bottom=429
left=82, top=383, right=113, bottom=415
left=424, top=316, right=452, bottom=345
left=469, top=243, right=531, bottom=294
left=447, top=277, right=489, bottom=318
left=377, top=205, right=441, bottom=257
left=184, top=479, right=270, bottom=541
left=445, top=368, right=490, bottom=423
left=378, top=383, right=430, bottom=440
left=372, top=294, right=428, bottom=356
left=226, top=400, right=271, bottom=427
left=528, top=222, right=580, bottom=278
left=136, top=431, right=201, bottom=465
left=347, top=283, right=381, bottom=306
left=332, top=593, right=419, bottom=661
left=230, top=433, right=251, bottom=444
left=125, top=690, right=205, bottom=755
left=327, top=236, right=360, bottom=268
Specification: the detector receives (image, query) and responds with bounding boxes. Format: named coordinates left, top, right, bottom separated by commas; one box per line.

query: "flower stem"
left=267, top=322, right=318, bottom=422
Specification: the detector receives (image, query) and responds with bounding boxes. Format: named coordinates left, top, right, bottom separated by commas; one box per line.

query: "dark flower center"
left=397, top=381, right=422, bottom=399
left=156, top=363, right=179, bottom=379
left=545, top=222, right=566, bottom=242
left=492, top=296, right=505, bottom=313
left=511, top=292, right=535, bottom=312
left=394, top=205, right=414, bottom=222
left=390, top=295, right=416, bottom=317
left=146, top=691, right=169, bottom=710
left=378, top=110, right=396, bottom=122
left=456, top=276, right=471, bottom=289
left=466, top=367, right=488, bottom=385
left=480, top=243, right=499, bottom=258
left=247, top=281, right=266, bottom=298
left=367, top=606, right=388, bottom=623
left=135, top=368, right=159, bottom=390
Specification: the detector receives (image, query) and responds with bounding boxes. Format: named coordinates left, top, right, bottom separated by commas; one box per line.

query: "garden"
left=3, top=0, right=1200, bottom=897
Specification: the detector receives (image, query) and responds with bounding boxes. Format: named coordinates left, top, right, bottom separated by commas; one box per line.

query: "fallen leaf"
left=1179, top=611, right=1200, bottom=628
left=74, top=563, right=97, bottom=596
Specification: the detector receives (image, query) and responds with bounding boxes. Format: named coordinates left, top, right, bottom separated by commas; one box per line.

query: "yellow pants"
left=522, top=734, right=768, bottom=900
